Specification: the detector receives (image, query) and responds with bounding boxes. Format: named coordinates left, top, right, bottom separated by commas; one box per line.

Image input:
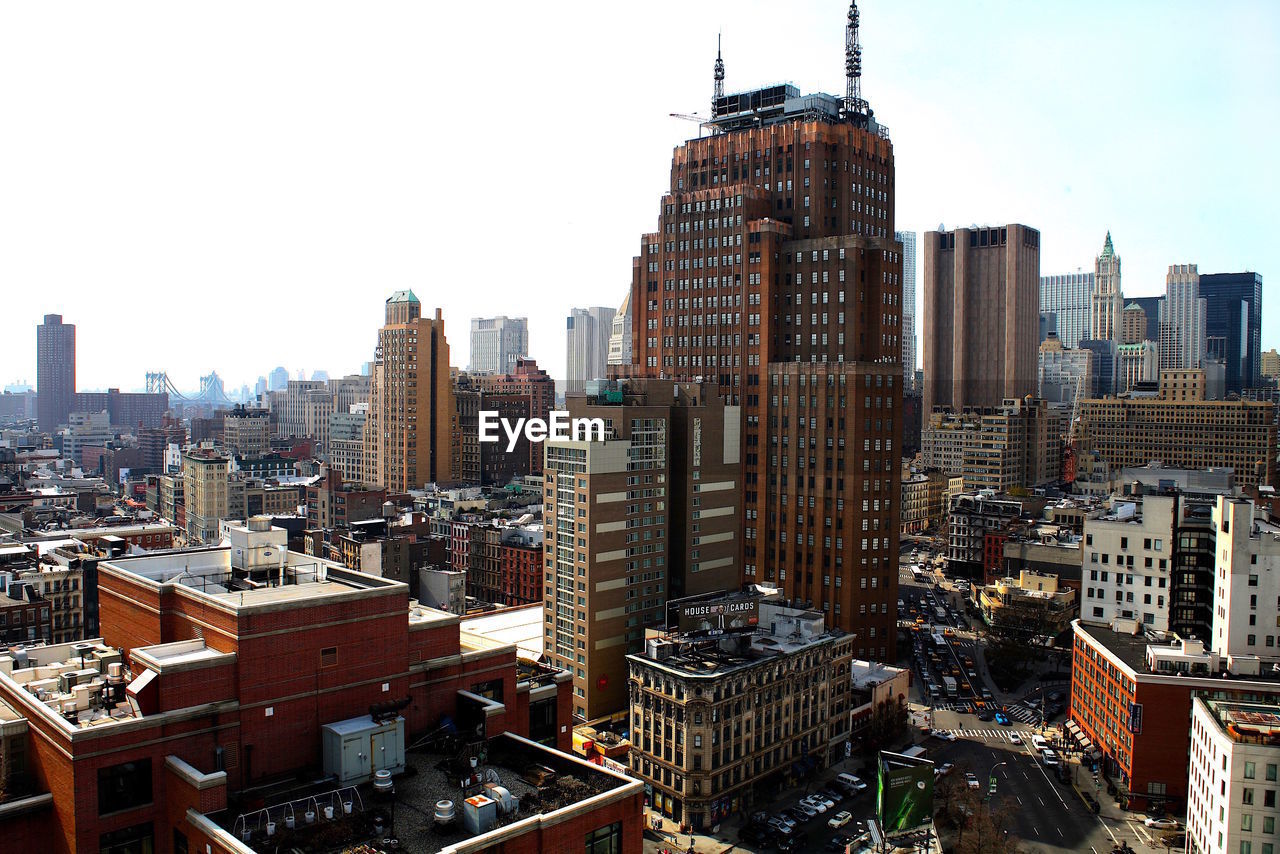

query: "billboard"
left=877, top=750, right=935, bottom=835
left=668, top=593, right=760, bottom=637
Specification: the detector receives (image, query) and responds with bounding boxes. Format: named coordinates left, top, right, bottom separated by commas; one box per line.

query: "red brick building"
left=1070, top=620, right=1280, bottom=813
left=500, top=537, right=541, bottom=606
left=0, top=519, right=635, bottom=854
left=474, top=358, right=556, bottom=477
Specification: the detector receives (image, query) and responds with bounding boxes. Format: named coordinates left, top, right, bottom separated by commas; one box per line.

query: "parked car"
left=965, top=772, right=980, bottom=789
left=811, top=793, right=836, bottom=811
left=1041, top=749, right=1059, bottom=766
left=994, top=711, right=1010, bottom=726
left=937, top=762, right=955, bottom=776
left=800, top=795, right=826, bottom=814
left=1145, top=817, right=1180, bottom=829
left=818, top=789, right=842, bottom=804
left=768, top=817, right=793, bottom=836
left=829, top=810, right=853, bottom=829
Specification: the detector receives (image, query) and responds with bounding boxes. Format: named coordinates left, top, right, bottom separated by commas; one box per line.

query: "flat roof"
left=1076, top=621, right=1280, bottom=685
left=460, top=605, right=544, bottom=662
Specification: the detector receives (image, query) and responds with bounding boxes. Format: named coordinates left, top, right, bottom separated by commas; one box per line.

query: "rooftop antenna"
left=712, top=33, right=724, bottom=116
left=844, top=0, right=868, bottom=118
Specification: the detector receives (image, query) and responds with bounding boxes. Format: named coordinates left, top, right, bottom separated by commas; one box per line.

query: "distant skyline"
left=2, top=1, right=1276, bottom=390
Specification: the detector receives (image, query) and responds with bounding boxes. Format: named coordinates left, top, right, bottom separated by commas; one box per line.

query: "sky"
left=1, top=1, right=1277, bottom=394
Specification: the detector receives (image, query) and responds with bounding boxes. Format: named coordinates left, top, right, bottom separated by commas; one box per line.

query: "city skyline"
left=2, top=1, right=1276, bottom=391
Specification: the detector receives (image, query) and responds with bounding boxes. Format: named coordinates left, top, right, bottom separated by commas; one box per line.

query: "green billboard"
left=877, top=750, right=935, bottom=834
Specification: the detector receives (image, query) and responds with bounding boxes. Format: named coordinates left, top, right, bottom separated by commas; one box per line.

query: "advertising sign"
left=877, top=750, right=935, bottom=835
left=668, top=593, right=759, bottom=637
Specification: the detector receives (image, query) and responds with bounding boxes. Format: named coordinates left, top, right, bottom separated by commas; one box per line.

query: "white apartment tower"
left=469, top=316, right=528, bottom=375
left=1090, top=232, right=1124, bottom=343
left=1186, top=698, right=1280, bottom=854
left=1160, top=263, right=1207, bottom=370
left=1211, top=496, right=1280, bottom=670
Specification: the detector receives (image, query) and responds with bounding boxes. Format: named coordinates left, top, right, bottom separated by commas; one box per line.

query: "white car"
left=937, top=762, right=954, bottom=776
left=829, top=810, right=853, bottom=829
left=965, top=772, right=979, bottom=789
left=1009, top=733, right=1023, bottom=745
left=932, top=729, right=958, bottom=742
left=801, top=796, right=827, bottom=814
left=1145, top=817, right=1180, bottom=830
left=813, top=793, right=837, bottom=810
left=794, top=801, right=818, bottom=818
left=1041, top=749, right=1059, bottom=766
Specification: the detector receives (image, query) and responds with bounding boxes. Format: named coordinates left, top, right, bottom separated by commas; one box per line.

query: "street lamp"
left=985, top=761, right=1007, bottom=801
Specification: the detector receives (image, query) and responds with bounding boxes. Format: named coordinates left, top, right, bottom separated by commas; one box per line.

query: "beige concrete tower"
left=1090, top=231, right=1123, bottom=342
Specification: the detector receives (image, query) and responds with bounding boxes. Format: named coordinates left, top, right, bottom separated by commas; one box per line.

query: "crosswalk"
left=931, top=702, right=1041, bottom=724
left=935, top=728, right=1030, bottom=742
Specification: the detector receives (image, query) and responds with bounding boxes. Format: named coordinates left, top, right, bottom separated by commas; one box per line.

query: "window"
left=1245, top=761, right=1256, bottom=779
left=98, top=759, right=153, bottom=815
left=320, top=647, right=337, bottom=667
left=586, top=821, right=622, bottom=854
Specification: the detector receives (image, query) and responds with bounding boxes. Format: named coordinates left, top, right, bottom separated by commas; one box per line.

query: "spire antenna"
left=844, top=1, right=868, bottom=118
left=713, top=33, right=724, bottom=116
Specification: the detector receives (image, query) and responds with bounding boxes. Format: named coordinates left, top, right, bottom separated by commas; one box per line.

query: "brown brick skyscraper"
left=621, top=3, right=902, bottom=657
left=366, top=290, right=453, bottom=491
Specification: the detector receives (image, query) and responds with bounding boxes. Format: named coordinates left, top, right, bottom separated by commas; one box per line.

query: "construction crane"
left=1062, top=369, right=1086, bottom=483
left=669, top=113, right=714, bottom=138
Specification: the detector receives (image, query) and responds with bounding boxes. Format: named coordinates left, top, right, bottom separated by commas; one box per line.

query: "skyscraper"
left=1090, top=231, right=1123, bottom=342
left=1160, top=264, right=1206, bottom=370
left=1039, top=271, right=1093, bottom=348
left=897, top=230, right=918, bottom=388
left=468, top=316, right=528, bottom=375
left=922, top=224, right=1041, bottom=414
left=565, top=307, right=615, bottom=394
left=365, top=290, right=452, bottom=491
left=623, top=1, right=901, bottom=651
left=36, top=313, right=76, bottom=433
left=1199, top=271, right=1262, bottom=394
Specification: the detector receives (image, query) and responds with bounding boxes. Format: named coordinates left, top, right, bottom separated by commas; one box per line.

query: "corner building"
left=625, top=73, right=902, bottom=651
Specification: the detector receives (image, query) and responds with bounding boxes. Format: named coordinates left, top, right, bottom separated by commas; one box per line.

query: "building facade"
left=1160, top=264, right=1207, bottom=371
left=1075, top=395, right=1275, bottom=488
left=1200, top=271, right=1263, bottom=395
left=1186, top=698, right=1280, bottom=854
left=566, top=307, right=616, bottom=395
left=898, top=230, right=918, bottom=386
left=36, top=314, right=76, bottom=433
left=181, top=449, right=230, bottom=544
left=543, top=380, right=742, bottom=721
left=469, top=316, right=529, bottom=375
left=922, top=224, right=1040, bottom=413
left=366, top=291, right=453, bottom=491
left=1040, top=271, right=1093, bottom=349
left=1091, top=232, right=1123, bottom=343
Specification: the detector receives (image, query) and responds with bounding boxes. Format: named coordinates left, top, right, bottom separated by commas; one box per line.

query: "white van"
left=1041, top=749, right=1059, bottom=766
left=1031, top=734, right=1050, bottom=751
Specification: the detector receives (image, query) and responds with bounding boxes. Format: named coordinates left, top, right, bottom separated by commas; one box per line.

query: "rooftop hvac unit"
left=461, top=795, right=498, bottom=836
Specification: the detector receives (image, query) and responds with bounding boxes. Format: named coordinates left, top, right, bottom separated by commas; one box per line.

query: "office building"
left=1261, top=348, right=1280, bottom=381
left=1040, top=270, right=1093, bottom=348
left=1070, top=622, right=1280, bottom=814
left=921, top=399, right=1061, bottom=492
left=1117, top=342, right=1158, bottom=393
left=627, top=598, right=857, bottom=829
left=1129, top=296, right=1164, bottom=344
left=1120, top=303, right=1150, bottom=345
left=469, top=316, right=529, bottom=375
left=1091, top=232, right=1123, bottom=342
left=543, top=379, right=741, bottom=721
left=1038, top=333, right=1095, bottom=407
left=898, top=230, right=918, bottom=385
left=1186, top=698, right=1280, bottom=854
left=606, top=292, right=632, bottom=368
left=366, top=290, right=453, bottom=491
left=1160, top=264, right=1207, bottom=370
left=622, top=6, right=902, bottom=646
left=923, top=224, right=1040, bottom=413
left=221, top=404, right=270, bottom=458
left=474, top=358, right=556, bottom=477
left=565, top=307, right=616, bottom=394
left=1079, top=338, right=1118, bottom=398
left=1075, top=392, right=1275, bottom=488
left=181, top=448, right=230, bottom=543
left=327, top=407, right=367, bottom=483
left=36, top=314, right=76, bottom=433
left=1200, top=271, right=1263, bottom=394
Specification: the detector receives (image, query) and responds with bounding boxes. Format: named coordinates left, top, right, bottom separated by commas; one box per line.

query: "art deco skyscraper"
left=622, top=1, right=902, bottom=655
left=1160, top=264, right=1206, bottom=370
left=36, top=313, right=76, bottom=433
left=365, top=290, right=452, bottom=491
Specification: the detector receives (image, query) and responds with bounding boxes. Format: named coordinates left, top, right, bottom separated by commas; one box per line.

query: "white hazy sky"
left=2, top=1, right=1277, bottom=393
